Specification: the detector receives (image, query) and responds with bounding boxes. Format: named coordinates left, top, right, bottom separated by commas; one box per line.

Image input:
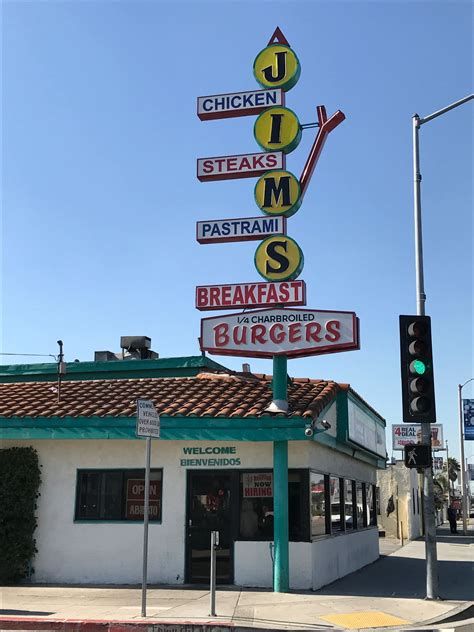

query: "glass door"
left=186, top=471, right=233, bottom=583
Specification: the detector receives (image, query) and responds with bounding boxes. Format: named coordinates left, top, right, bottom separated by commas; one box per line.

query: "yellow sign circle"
left=253, top=44, right=301, bottom=91
left=254, top=235, right=304, bottom=282
left=254, top=107, right=301, bottom=154
left=254, top=170, right=301, bottom=217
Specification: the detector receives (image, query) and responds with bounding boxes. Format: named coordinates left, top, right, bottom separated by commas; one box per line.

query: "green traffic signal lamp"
left=410, top=359, right=426, bottom=375
left=399, top=314, right=436, bottom=423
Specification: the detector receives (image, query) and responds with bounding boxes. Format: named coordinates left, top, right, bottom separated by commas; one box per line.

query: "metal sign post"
left=136, top=398, right=160, bottom=618
left=209, top=530, right=219, bottom=616
left=271, top=355, right=289, bottom=593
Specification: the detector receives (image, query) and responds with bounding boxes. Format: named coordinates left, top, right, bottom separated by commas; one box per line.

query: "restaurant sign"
left=197, top=151, right=285, bottom=181
left=197, top=88, right=284, bottom=120
left=196, top=280, right=306, bottom=311
left=196, top=215, right=286, bottom=244
left=200, top=308, right=359, bottom=359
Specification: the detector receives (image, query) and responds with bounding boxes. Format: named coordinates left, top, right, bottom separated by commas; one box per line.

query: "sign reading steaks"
left=197, top=151, right=285, bottom=182
left=200, top=308, right=360, bottom=359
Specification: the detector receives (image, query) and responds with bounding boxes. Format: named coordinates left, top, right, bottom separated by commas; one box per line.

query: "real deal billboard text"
left=200, top=308, right=359, bottom=359
left=392, top=424, right=443, bottom=451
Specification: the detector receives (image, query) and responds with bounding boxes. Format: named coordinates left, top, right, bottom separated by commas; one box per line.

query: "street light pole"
left=458, top=379, right=474, bottom=535
left=412, top=93, right=473, bottom=599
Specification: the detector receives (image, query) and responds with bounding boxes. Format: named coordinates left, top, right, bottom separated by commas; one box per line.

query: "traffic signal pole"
left=412, top=114, right=439, bottom=599
left=411, top=94, right=473, bottom=599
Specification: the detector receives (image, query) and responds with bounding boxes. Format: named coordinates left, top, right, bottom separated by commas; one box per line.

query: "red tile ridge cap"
left=195, top=372, right=241, bottom=381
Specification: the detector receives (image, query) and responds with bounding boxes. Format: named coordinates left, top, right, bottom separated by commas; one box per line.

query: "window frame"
left=309, top=471, right=329, bottom=538
left=75, top=468, right=163, bottom=523
left=236, top=468, right=309, bottom=542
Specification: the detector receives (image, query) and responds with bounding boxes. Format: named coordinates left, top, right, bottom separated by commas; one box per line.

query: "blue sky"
left=2, top=1, right=473, bottom=461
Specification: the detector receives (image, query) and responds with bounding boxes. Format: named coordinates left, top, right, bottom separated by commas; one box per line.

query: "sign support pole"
left=141, top=436, right=151, bottom=617
left=272, top=355, right=289, bottom=592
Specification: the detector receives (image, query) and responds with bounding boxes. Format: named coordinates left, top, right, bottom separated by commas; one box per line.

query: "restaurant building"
left=0, top=343, right=387, bottom=590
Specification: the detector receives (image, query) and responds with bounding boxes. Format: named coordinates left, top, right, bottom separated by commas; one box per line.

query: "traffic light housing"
left=399, top=315, right=436, bottom=423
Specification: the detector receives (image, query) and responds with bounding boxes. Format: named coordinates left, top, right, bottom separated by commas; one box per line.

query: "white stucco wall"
left=377, top=462, right=422, bottom=540
left=3, top=437, right=380, bottom=587
left=234, top=541, right=312, bottom=589
left=311, top=528, right=379, bottom=590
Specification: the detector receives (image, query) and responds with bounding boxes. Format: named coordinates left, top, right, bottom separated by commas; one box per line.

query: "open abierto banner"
left=463, top=399, right=474, bottom=440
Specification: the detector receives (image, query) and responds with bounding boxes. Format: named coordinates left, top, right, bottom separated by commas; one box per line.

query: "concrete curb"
left=0, top=618, right=236, bottom=632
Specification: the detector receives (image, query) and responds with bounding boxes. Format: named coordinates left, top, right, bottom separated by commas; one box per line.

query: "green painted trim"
left=0, top=414, right=313, bottom=441
left=0, top=355, right=229, bottom=383
left=0, top=415, right=308, bottom=429
left=336, top=390, right=349, bottom=444
left=273, top=440, right=289, bottom=592
left=272, top=356, right=288, bottom=401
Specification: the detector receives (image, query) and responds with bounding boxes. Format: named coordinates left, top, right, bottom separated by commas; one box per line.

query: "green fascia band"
left=0, top=355, right=229, bottom=383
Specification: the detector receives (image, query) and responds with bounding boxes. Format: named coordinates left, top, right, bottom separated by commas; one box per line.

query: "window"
left=238, top=470, right=308, bottom=541
left=330, top=476, right=343, bottom=532
left=366, top=483, right=376, bottom=526
left=345, top=480, right=355, bottom=530
left=310, top=472, right=327, bottom=536
left=75, top=469, right=163, bottom=521
left=355, top=481, right=364, bottom=529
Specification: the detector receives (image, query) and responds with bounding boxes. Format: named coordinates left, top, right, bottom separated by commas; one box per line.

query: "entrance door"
left=186, top=471, right=233, bottom=584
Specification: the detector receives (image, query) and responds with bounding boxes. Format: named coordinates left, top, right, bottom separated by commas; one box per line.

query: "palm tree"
left=444, top=458, right=461, bottom=498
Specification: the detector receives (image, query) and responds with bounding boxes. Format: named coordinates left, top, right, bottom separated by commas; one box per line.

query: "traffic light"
left=399, top=315, right=436, bottom=423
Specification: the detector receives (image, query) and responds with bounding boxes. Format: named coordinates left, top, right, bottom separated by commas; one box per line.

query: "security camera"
left=304, top=426, right=314, bottom=437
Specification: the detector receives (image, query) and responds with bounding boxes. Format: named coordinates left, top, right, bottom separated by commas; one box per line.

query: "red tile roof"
left=0, top=372, right=340, bottom=420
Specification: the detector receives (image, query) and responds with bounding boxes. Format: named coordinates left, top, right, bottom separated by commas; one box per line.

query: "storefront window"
left=75, top=469, right=162, bottom=521
left=345, top=479, right=355, bottom=530
left=355, top=481, right=364, bottom=529
left=238, top=470, right=307, bottom=540
left=330, top=476, right=343, bottom=532
left=366, top=484, right=376, bottom=525
left=310, top=472, right=327, bottom=536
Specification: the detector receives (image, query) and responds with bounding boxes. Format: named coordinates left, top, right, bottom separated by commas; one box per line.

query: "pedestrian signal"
left=404, top=444, right=432, bottom=469
left=399, top=315, right=436, bottom=423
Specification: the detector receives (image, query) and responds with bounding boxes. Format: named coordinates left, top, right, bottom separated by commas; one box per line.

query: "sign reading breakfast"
left=195, top=27, right=359, bottom=360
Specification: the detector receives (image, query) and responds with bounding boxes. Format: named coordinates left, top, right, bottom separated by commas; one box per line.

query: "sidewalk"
left=1, top=525, right=473, bottom=632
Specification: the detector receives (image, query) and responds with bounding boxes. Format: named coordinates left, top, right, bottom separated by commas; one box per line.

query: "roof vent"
left=120, top=336, right=158, bottom=360
left=95, top=350, right=120, bottom=362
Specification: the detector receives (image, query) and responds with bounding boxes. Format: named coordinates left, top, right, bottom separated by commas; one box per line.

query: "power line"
left=0, top=353, right=57, bottom=360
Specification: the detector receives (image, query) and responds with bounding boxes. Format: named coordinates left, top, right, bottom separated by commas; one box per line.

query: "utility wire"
left=1, top=352, right=58, bottom=358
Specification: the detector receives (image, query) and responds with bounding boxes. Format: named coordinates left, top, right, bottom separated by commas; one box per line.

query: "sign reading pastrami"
left=200, top=308, right=359, bottom=359
left=197, top=151, right=285, bottom=182
left=196, top=215, right=286, bottom=244
left=196, top=281, right=306, bottom=311
left=197, top=88, right=284, bottom=120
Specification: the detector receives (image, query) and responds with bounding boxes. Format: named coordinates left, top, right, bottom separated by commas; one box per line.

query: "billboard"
left=392, top=424, right=443, bottom=451
left=463, top=399, right=474, bottom=441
